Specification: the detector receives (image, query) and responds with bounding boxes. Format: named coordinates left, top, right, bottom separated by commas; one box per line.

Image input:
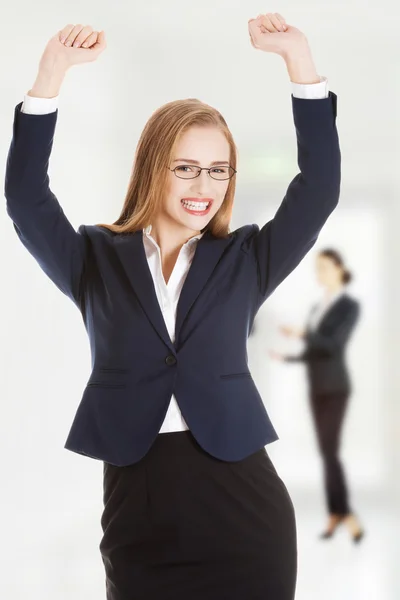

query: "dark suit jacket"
left=286, top=294, right=360, bottom=395
left=4, top=93, right=340, bottom=466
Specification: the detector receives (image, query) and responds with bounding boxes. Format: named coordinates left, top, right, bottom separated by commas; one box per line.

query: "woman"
left=5, top=14, right=340, bottom=600
left=272, top=249, right=364, bottom=544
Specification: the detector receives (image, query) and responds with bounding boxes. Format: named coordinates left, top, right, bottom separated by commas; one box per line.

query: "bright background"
left=1, top=2, right=399, bottom=598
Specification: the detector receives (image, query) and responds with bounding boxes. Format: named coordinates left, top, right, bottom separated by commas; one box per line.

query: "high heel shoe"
left=319, top=530, right=336, bottom=539
left=343, top=513, right=365, bottom=544
left=352, top=529, right=365, bottom=544
left=319, top=515, right=345, bottom=540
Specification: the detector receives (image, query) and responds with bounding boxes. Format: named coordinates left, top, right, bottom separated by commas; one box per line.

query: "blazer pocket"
left=87, top=367, right=130, bottom=388
left=98, top=368, right=130, bottom=374
left=220, top=372, right=252, bottom=380
left=87, top=382, right=126, bottom=389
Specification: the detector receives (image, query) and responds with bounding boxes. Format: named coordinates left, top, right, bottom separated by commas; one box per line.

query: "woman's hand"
left=280, top=325, right=305, bottom=339
left=268, top=350, right=285, bottom=361
left=29, top=25, right=107, bottom=98
left=38, top=25, right=106, bottom=74
left=248, top=13, right=307, bottom=57
left=248, top=12, right=320, bottom=84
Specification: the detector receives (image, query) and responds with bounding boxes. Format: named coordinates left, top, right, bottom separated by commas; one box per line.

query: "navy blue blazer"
left=5, top=93, right=340, bottom=466
left=286, top=294, right=360, bottom=395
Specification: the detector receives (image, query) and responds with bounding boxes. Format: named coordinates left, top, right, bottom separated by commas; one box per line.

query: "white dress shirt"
left=142, top=225, right=202, bottom=432
left=20, top=76, right=329, bottom=432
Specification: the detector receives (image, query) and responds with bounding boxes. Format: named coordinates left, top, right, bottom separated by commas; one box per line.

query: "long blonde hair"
left=96, top=98, right=237, bottom=238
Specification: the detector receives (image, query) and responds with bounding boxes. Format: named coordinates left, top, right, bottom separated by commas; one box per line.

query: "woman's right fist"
left=39, top=24, right=106, bottom=73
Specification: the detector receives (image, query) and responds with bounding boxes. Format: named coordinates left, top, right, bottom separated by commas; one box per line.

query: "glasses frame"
left=167, top=165, right=237, bottom=181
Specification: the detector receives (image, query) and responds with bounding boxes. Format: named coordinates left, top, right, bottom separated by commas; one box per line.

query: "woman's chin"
left=177, top=213, right=212, bottom=232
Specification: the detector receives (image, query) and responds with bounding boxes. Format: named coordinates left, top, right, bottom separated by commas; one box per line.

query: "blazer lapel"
left=113, top=231, right=174, bottom=352
left=175, top=231, right=233, bottom=342
left=312, top=293, right=347, bottom=332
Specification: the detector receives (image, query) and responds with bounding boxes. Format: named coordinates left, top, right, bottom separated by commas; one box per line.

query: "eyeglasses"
left=167, top=165, right=237, bottom=181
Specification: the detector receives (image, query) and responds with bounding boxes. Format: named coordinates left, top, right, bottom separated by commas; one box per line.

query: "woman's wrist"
left=283, top=44, right=320, bottom=84
left=28, top=65, right=67, bottom=98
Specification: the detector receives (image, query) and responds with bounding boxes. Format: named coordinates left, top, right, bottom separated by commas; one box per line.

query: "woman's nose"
left=190, top=171, right=212, bottom=191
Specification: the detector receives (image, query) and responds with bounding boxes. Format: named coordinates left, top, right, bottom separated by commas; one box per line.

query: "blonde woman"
left=5, top=13, right=340, bottom=600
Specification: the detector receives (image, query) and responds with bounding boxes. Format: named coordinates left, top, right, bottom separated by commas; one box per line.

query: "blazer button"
left=165, top=355, right=177, bottom=366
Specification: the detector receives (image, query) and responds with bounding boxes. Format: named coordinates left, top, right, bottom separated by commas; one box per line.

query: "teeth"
left=181, top=200, right=210, bottom=211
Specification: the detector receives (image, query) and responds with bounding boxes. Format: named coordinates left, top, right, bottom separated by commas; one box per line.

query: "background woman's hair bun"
left=319, top=248, right=353, bottom=285
left=342, top=269, right=352, bottom=284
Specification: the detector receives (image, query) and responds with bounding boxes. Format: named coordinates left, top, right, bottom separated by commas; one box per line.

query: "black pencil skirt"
left=100, top=431, right=297, bottom=600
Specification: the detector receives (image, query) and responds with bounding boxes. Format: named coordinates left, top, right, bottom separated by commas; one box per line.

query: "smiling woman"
left=97, top=99, right=238, bottom=240
left=5, top=12, right=340, bottom=600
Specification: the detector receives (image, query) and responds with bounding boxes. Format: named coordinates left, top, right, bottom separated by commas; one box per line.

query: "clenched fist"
left=39, top=24, right=106, bottom=73
left=248, top=12, right=307, bottom=57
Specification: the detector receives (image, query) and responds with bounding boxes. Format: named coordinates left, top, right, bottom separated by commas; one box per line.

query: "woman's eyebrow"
left=172, top=158, right=230, bottom=166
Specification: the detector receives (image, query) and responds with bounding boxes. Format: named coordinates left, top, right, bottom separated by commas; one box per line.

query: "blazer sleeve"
left=4, top=103, right=86, bottom=305
left=285, top=300, right=360, bottom=362
left=243, top=92, right=341, bottom=306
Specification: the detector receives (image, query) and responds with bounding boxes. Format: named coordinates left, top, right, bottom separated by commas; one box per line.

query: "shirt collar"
left=324, top=288, right=345, bottom=306
left=143, top=225, right=204, bottom=247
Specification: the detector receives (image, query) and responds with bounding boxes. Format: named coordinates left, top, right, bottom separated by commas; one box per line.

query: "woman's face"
left=316, top=255, right=343, bottom=288
left=161, top=126, right=231, bottom=235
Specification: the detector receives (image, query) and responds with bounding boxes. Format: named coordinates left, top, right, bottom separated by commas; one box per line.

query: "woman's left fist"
left=248, top=13, right=307, bottom=57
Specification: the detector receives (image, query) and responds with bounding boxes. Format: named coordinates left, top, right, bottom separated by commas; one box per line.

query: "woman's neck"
left=324, top=283, right=344, bottom=298
left=150, top=217, right=201, bottom=257
left=149, top=218, right=202, bottom=285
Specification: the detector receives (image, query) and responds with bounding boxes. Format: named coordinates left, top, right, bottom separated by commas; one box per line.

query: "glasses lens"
left=209, top=167, right=235, bottom=180
left=174, top=166, right=201, bottom=179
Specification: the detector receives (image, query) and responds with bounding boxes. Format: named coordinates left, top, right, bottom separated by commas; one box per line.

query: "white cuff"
left=291, top=76, right=329, bottom=100
left=21, top=94, right=59, bottom=115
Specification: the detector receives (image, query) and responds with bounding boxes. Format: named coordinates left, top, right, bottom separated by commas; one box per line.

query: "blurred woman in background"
left=271, top=249, right=365, bottom=543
